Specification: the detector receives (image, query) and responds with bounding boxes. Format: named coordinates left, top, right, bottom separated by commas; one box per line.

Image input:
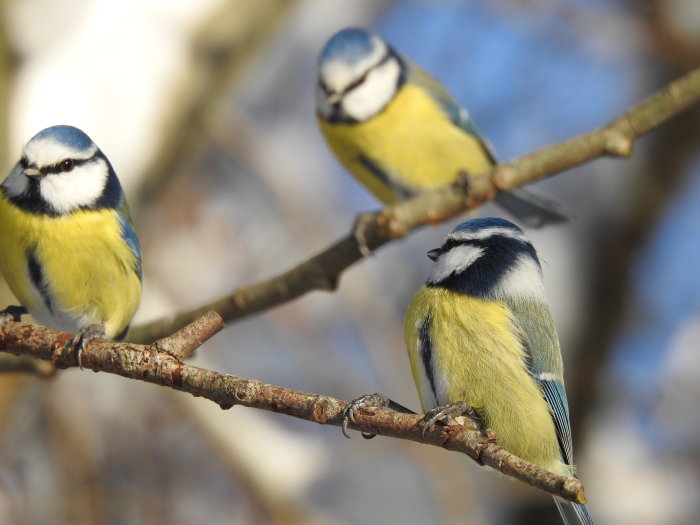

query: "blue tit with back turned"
left=316, top=28, right=566, bottom=228
left=404, top=217, right=592, bottom=524
left=0, top=125, right=142, bottom=367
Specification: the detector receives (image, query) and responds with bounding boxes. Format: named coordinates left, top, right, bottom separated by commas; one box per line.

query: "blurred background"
left=0, top=0, right=698, bottom=524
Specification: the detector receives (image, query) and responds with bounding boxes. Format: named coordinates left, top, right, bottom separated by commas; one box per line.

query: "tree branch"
left=0, top=318, right=586, bottom=504
left=2, top=65, right=696, bottom=507
left=129, top=66, right=700, bottom=343
left=152, top=310, right=225, bottom=361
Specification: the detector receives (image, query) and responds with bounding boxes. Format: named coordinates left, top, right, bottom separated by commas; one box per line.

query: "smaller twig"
left=153, top=310, right=224, bottom=361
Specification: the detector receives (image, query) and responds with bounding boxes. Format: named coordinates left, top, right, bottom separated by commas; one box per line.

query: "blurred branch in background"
left=648, top=0, right=700, bottom=70
left=569, top=91, right=700, bottom=437
left=566, top=0, right=700, bottom=442
left=129, top=65, right=700, bottom=343
left=135, top=0, right=297, bottom=205
left=0, top=13, right=11, bottom=168
left=0, top=318, right=586, bottom=504
left=0, top=354, right=53, bottom=376
left=0, top=15, right=55, bottom=505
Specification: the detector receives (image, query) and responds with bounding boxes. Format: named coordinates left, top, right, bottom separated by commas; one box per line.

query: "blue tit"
left=0, top=125, right=142, bottom=366
left=316, top=27, right=566, bottom=228
left=404, top=217, right=592, bottom=524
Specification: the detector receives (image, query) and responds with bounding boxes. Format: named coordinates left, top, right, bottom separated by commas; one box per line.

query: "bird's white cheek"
left=428, top=245, right=485, bottom=284
left=40, top=160, right=108, bottom=214
left=342, top=58, right=400, bottom=121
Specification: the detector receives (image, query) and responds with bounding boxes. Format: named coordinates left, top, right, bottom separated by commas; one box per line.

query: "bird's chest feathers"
left=0, top=202, right=137, bottom=328
left=321, top=84, right=493, bottom=200
left=408, top=288, right=531, bottom=409
left=9, top=207, right=127, bottom=265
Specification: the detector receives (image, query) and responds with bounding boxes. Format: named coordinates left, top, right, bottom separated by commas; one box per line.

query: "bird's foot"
left=420, top=401, right=483, bottom=439
left=0, top=305, right=27, bottom=324
left=342, top=393, right=390, bottom=439
left=64, top=324, right=105, bottom=370
left=341, top=393, right=416, bottom=440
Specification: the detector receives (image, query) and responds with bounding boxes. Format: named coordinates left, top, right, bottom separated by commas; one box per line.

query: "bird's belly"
left=0, top=201, right=141, bottom=338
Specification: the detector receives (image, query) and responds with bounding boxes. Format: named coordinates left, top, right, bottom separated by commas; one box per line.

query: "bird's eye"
left=19, top=157, right=28, bottom=168
left=59, top=159, right=74, bottom=172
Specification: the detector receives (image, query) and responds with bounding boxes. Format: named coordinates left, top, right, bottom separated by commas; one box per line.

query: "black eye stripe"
left=340, top=48, right=396, bottom=96
left=439, top=237, right=483, bottom=254
left=442, top=233, right=527, bottom=248
left=343, top=69, right=370, bottom=94
left=438, top=234, right=539, bottom=264
left=40, top=156, right=95, bottom=175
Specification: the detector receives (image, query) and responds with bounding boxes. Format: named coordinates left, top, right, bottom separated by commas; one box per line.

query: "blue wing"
left=505, top=298, right=574, bottom=465
left=117, top=197, right=142, bottom=281
left=404, top=58, right=498, bottom=163
left=509, top=301, right=595, bottom=524
left=539, top=377, right=573, bottom=465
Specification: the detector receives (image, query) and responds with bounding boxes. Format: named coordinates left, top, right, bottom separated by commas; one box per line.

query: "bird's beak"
left=427, top=248, right=441, bottom=261
left=22, top=167, right=41, bottom=177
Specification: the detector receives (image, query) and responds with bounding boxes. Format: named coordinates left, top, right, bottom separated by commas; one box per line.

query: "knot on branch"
left=604, top=130, right=634, bottom=158
left=490, top=166, right=513, bottom=192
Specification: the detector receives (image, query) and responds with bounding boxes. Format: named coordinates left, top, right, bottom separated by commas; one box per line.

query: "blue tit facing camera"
left=404, top=217, right=592, bottom=524
left=0, top=125, right=142, bottom=366
left=316, top=27, right=566, bottom=228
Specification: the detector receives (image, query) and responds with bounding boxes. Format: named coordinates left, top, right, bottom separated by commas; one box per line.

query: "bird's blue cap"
left=320, top=28, right=378, bottom=64
left=31, top=125, right=95, bottom=151
left=453, top=217, right=524, bottom=234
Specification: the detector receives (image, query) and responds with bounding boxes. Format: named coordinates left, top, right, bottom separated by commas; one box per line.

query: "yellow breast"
left=404, top=286, right=565, bottom=474
left=318, top=83, right=494, bottom=204
left=0, top=194, right=141, bottom=339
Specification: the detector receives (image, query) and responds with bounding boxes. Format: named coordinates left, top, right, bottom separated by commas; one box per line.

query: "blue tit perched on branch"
left=316, top=28, right=567, bottom=228
left=0, top=125, right=142, bottom=367
left=404, top=217, right=592, bottom=524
